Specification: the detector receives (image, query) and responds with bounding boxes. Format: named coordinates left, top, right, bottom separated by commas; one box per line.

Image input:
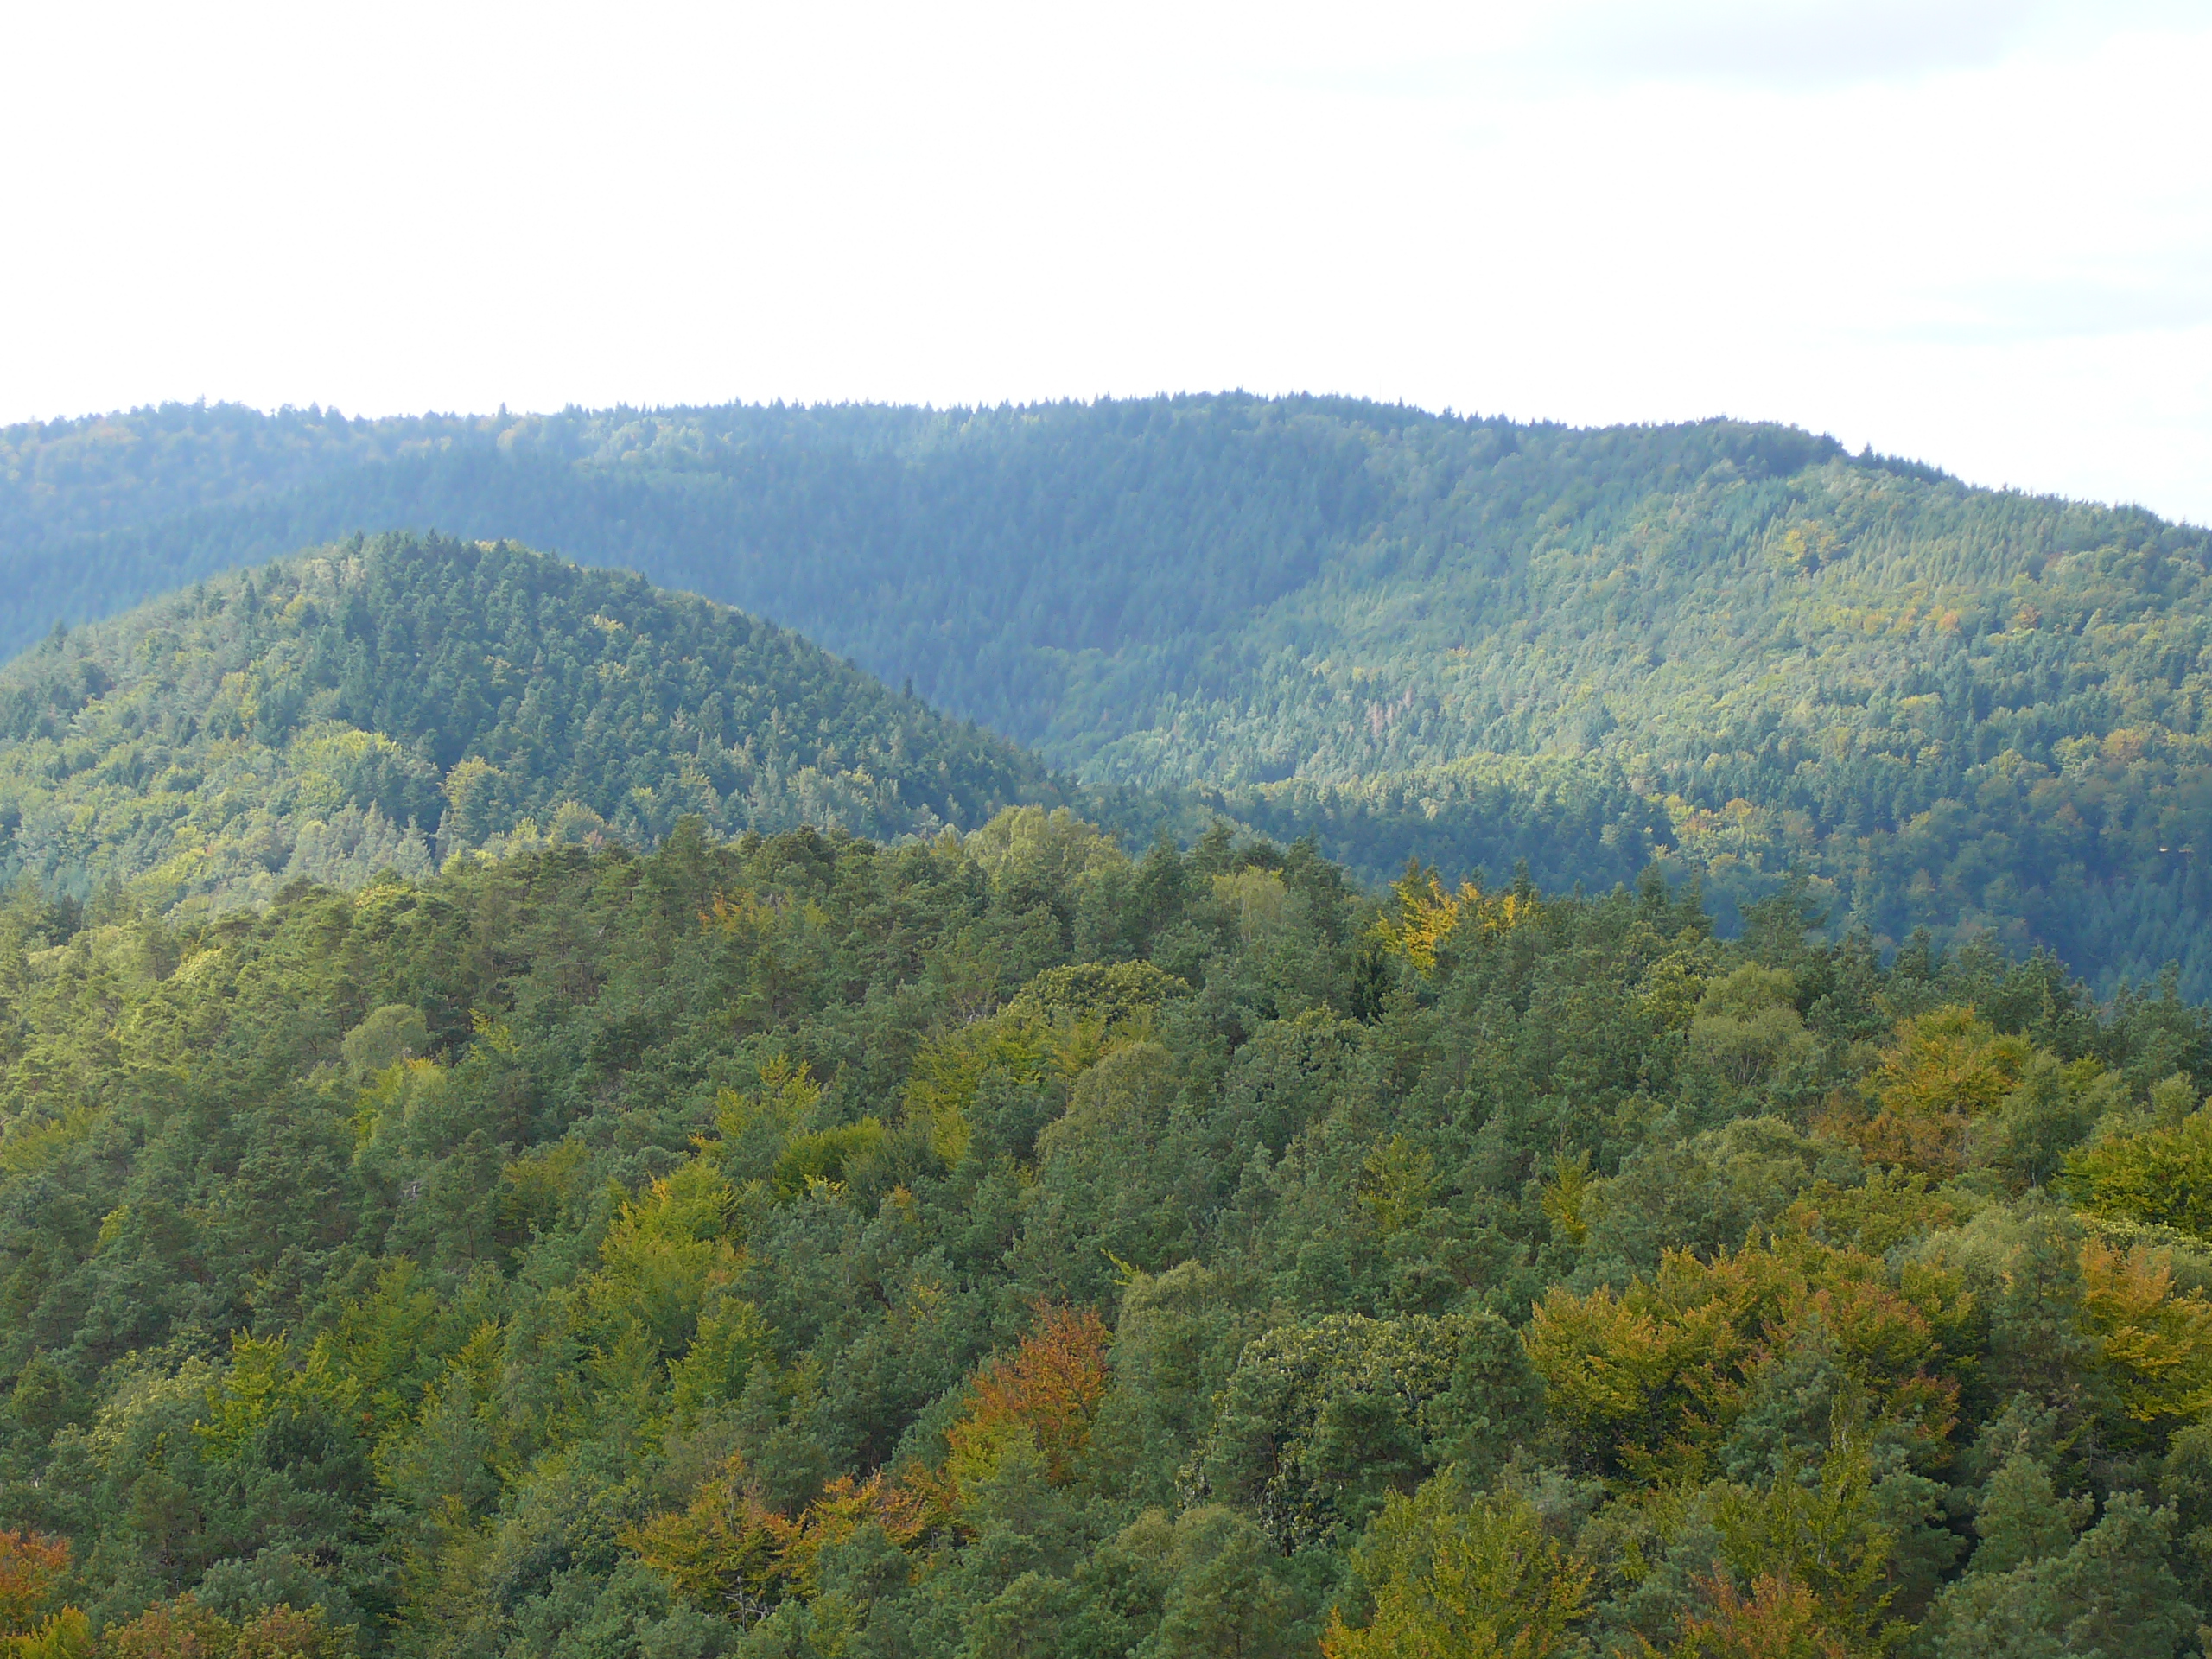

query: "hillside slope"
left=7, top=397, right=2211, bottom=989
left=0, top=532, right=1080, bottom=910
left=0, top=813, right=2209, bottom=1652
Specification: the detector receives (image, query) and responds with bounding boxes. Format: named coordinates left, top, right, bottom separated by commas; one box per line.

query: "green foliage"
left=0, top=790, right=2201, bottom=1653
left=1189, top=1311, right=1536, bottom=1548
left=769, top=1120, right=885, bottom=1200
left=1688, top=967, right=1815, bottom=1089
left=1700, top=1429, right=1902, bottom=1647
left=1322, top=1479, right=1590, bottom=1659
left=1922, top=1491, right=2197, bottom=1658
left=1005, top=959, right=1191, bottom=1027
left=10, top=397, right=2212, bottom=991
left=0, top=532, right=1090, bottom=912
left=341, top=1005, right=429, bottom=1080
left=2068, top=1106, right=2212, bottom=1241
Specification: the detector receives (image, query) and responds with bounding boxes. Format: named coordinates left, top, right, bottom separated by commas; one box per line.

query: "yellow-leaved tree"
left=1373, top=862, right=1534, bottom=975
left=1322, top=1479, right=1591, bottom=1659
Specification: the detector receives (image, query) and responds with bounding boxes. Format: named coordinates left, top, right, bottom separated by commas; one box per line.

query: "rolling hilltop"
left=5, top=397, right=2211, bottom=989
left=0, top=533, right=1084, bottom=911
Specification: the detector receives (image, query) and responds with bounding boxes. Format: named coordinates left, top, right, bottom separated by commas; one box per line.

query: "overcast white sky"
left=3, top=1, right=2209, bottom=521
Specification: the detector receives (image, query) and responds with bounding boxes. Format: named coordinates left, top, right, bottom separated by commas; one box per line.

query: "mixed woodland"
left=3, top=411, right=2212, bottom=1656
left=0, top=807, right=2209, bottom=1655
left=0, top=536, right=1124, bottom=913
left=7, top=398, right=2212, bottom=991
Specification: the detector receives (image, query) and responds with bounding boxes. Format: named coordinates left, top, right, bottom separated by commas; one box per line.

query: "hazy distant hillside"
left=7, top=397, right=2212, bottom=990
left=0, top=532, right=1080, bottom=910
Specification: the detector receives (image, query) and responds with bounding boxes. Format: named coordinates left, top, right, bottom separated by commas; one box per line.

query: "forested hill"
left=0, top=532, right=1083, bottom=911
left=8, top=397, right=2212, bottom=991
left=4, top=813, right=2212, bottom=1653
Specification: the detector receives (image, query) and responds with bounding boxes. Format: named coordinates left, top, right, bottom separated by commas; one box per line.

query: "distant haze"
left=3, top=0, right=2208, bottom=522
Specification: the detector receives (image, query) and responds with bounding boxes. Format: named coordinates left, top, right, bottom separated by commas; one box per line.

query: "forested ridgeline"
left=1, top=811, right=2211, bottom=1654
left=0, top=532, right=1116, bottom=912
left=6, top=397, right=2212, bottom=991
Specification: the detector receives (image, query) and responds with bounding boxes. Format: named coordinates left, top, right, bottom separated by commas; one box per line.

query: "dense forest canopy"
left=1, top=810, right=2211, bottom=1654
left=0, top=534, right=1096, bottom=912
left=5, top=397, right=2210, bottom=993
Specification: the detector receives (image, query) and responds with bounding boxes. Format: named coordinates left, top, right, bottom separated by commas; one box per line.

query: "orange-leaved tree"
left=628, top=1300, right=1112, bottom=1624
left=0, top=1530, right=70, bottom=1639
left=1656, top=1572, right=1863, bottom=1659
left=942, top=1300, right=1114, bottom=1497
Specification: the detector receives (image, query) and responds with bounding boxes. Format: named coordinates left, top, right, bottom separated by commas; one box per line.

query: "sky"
left=3, top=0, right=2209, bottom=522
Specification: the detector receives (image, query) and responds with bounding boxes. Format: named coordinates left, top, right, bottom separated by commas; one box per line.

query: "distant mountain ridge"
left=6, top=396, right=2212, bottom=991
left=0, top=533, right=1088, bottom=911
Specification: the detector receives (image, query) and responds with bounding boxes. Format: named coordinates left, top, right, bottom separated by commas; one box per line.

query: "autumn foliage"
left=629, top=1301, right=1112, bottom=1622
left=626, top=1467, right=933, bottom=1624
left=1659, top=1573, right=1859, bottom=1659
left=0, top=1531, right=68, bottom=1639
left=1373, top=865, right=1534, bottom=975
left=2076, top=1236, right=2212, bottom=1421
left=1524, top=1235, right=1963, bottom=1484
left=945, top=1300, right=1114, bottom=1490
left=1829, top=1007, right=2027, bottom=1176
left=95, top=1594, right=354, bottom=1658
